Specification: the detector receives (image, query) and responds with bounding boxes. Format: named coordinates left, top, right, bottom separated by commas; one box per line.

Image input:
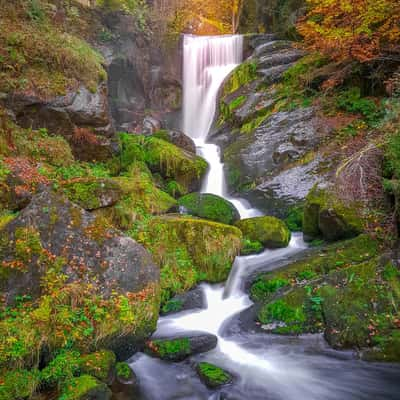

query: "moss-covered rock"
left=241, top=238, right=264, bottom=255
left=62, top=178, right=122, bottom=210
left=0, top=369, right=40, bottom=400
left=250, top=235, right=400, bottom=361
left=119, top=134, right=208, bottom=194
left=115, top=362, right=135, bottom=383
left=97, top=162, right=176, bottom=230
left=80, top=350, right=116, bottom=385
left=235, top=216, right=290, bottom=249
left=196, top=362, right=232, bottom=388
left=141, top=215, right=242, bottom=302
left=145, top=334, right=218, bottom=362
left=178, top=193, right=240, bottom=225
left=59, top=375, right=112, bottom=400
left=303, top=185, right=363, bottom=242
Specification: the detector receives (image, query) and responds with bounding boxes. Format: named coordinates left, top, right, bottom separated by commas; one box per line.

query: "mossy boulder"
left=99, top=162, right=177, bottom=230
left=142, top=215, right=242, bottom=302
left=196, top=362, right=233, bottom=388
left=80, top=350, right=116, bottom=385
left=178, top=193, right=240, bottom=225
left=235, top=216, right=290, bottom=249
left=0, top=190, right=160, bottom=368
left=59, top=375, right=112, bottom=400
left=0, top=369, right=40, bottom=400
left=250, top=235, right=400, bottom=361
left=153, top=129, right=196, bottom=154
left=119, top=134, right=208, bottom=194
left=145, top=333, right=218, bottom=362
left=241, top=238, right=264, bottom=255
left=115, top=362, right=135, bottom=384
left=62, top=178, right=122, bottom=210
left=303, top=185, right=363, bottom=242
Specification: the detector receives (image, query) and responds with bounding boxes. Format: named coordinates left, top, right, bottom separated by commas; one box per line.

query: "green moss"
left=62, top=178, right=122, bottom=210
left=0, top=211, right=17, bottom=231
left=178, top=193, right=239, bottom=225
left=162, top=299, right=184, bottom=314
left=258, top=298, right=307, bottom=334
left=79, top=350, right=116, bottom=383
left=284, top=205, right=304, bottom=232
left=136, top=215, right=242, bottom=303
left=241, top=238, right=264, bottom=255
left=149, top=338, right=190, bottom=358
left=0, top=368, right=40, bottom=400
left=119, top=134, right=207, bottom=194
left=40, top=350, right=81, bottom=387
left=115, top=362, right=133, bottom=381
left=235, top=216, right=291, bottom=249
left=303, top=185, right=363, bottom=241
left=223, top=61, right=258, bottom=96
left=196, top=362, right=232, bottom=388
left=251, top=278, right=289, bottom=302
left=0, top=3, right=106, bottom=97
left=59, top=375, right=111, bottom=400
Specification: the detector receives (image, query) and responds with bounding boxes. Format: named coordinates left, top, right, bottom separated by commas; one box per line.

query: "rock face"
left=212, top=37, right=329, bottom=217
left=145, top=333, right=218, bottom=362
left=0, top=189, right=159, bottom=304
left=155, top=129, right=196, bottom=154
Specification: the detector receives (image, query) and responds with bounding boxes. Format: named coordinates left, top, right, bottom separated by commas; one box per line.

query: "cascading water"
left=130, top=35, right=400, bottom=400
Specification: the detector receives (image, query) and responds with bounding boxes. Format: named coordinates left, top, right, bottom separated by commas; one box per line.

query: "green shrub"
left=251, top=278, right=289, bottom=301
left=0, top=369, right=40, bottom=400
left=284, top=206, right=304, bottom=231
left=241, top=239, right=263, bottom=255
left=115, top=362, right=133, bottom=380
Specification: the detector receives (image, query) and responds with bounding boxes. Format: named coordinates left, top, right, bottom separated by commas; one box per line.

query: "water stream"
left=130, top=35, right=400, bottom=400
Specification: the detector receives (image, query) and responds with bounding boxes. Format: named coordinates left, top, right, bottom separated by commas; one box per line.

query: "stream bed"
left=130, top=34, right=400, bottom=400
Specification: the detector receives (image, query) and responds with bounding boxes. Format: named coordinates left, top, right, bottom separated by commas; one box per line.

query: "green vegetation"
left=251, top=277, right=289, bottom=301
left=119, top=133, right=207, bottom=194
left=162, top=298, right=184, bottom=314
left=0, top=369, right=40, bottom=400
left=58, top=375, right=111, bottom=400
left=135, top=215, right=242, bottom=303
left=147, top=338, right=191, bottom=359
left=241, top=238, right=264, bottom=255
left=284, top=206, right=304, bottom=231
left=178, top=193, right=239, bottom=225
left=303, top=185, right=363, bottom=241
left=196, top=362, right=232, bottom=388
left=115, top=362, right=133, bottom=381
left=235, top=216, right=291, bottom=249
left=0, top=1, right=106, bottom=97
left=80, top=350, right=116, bottom=383
left=223, top=61, right=258, bottom=96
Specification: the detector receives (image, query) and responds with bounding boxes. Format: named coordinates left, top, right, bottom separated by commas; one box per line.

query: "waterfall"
left=182, top=34, right=243, bottom=141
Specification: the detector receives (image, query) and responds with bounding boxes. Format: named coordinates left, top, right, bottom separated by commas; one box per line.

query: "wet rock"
left=145, top=333, right=218, bottom=362
left=246, top=158, right=326, bottom=218
left=142, top=116, right=162, bottom=135
left=257, top=49, right=304, bottom=70
left=196, top=362, right=233, bottom=388
left=161, top=287, right=206, bottom=316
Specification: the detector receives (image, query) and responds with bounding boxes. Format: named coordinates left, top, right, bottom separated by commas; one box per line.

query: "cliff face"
left=0, top=0, right=182, bottom=160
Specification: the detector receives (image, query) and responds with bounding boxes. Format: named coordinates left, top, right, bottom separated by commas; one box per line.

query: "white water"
left=130, top=35, right=400, bottom=400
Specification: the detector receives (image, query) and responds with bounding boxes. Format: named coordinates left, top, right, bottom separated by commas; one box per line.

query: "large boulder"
left=0, top=189, right=160, bottom=360
left=145, top=333, right=218, bottom=362
left=303, top=185, right=363, bottom=242
left=161, top=287, right=206, bottom=316
left=235, top=216, right=290, bottom=249
left=178, top=193, right=240, bottom=225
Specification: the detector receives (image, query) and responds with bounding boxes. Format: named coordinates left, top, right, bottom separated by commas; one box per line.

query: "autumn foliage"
left=297, top=0, right=400, bottom=63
